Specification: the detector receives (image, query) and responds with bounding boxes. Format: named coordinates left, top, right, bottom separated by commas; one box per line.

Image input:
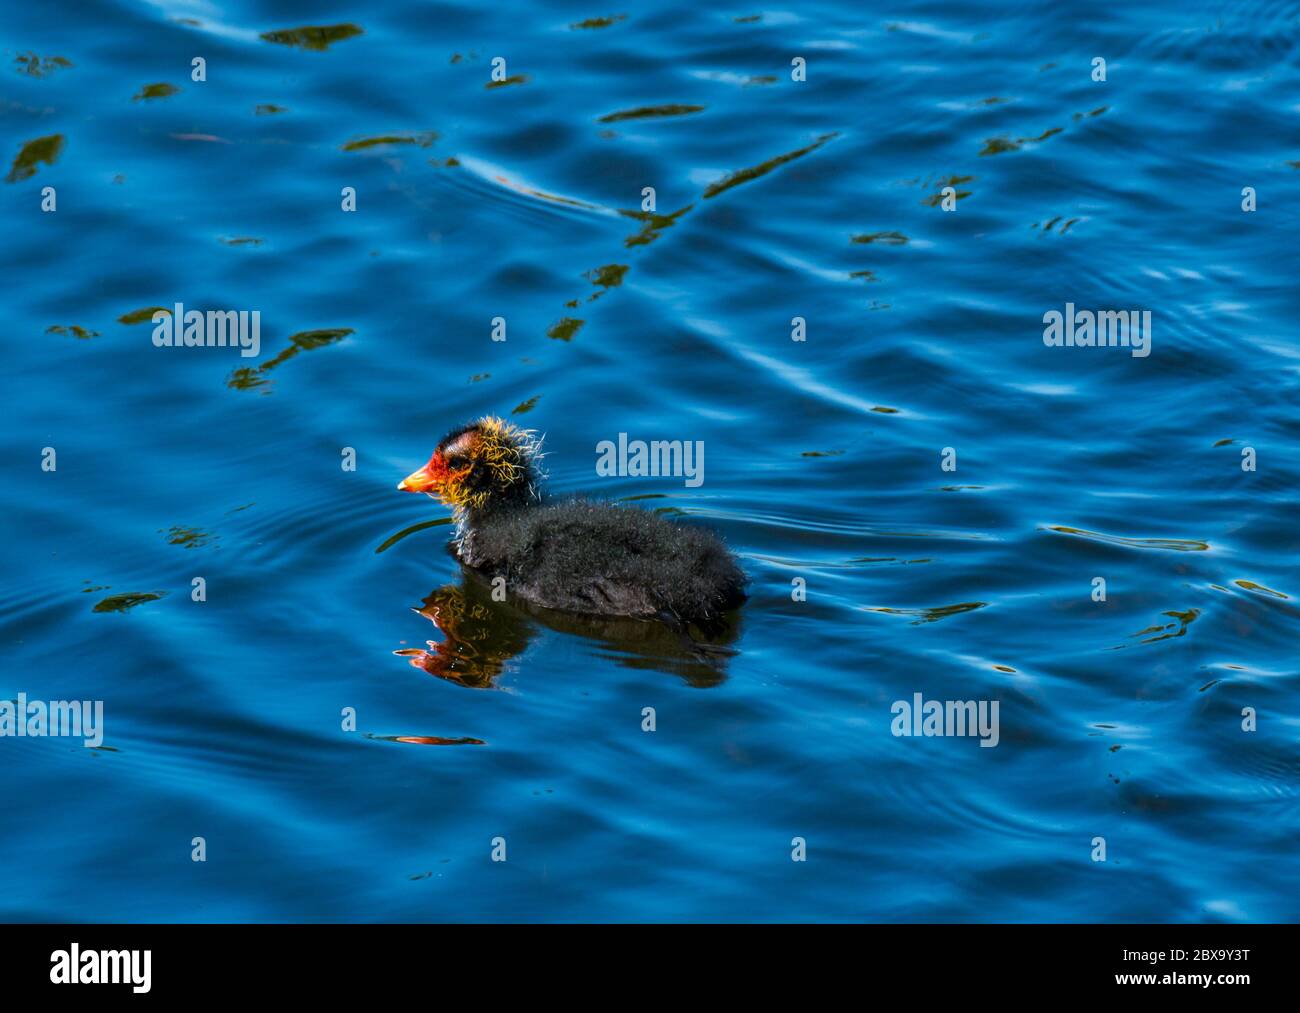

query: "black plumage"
left=459, top=498, right=748, bottom=625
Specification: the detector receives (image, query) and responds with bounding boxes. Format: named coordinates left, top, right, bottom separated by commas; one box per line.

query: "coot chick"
left=397, top=417, right=747, bottom=628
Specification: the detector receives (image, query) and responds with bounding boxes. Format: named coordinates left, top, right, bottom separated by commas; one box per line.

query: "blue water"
left=3, top=0, right=1298, bottom=922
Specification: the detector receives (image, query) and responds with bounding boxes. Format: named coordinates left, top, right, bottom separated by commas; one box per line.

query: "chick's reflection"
left=394, top=580, right=532, bottom=688
left=395, top=574, right=741, bottom=689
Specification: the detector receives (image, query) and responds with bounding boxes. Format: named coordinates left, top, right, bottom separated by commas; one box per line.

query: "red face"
left=398, top=427, right=482, bottom=500
left=398, top=451, right=460, bottom=494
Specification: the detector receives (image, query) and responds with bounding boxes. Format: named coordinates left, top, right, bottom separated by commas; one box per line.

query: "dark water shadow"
left=394, top=569, right=742, bottom=689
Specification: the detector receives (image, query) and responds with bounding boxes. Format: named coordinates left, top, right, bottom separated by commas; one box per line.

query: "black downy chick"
left=397, top=417, right=747, bottom=630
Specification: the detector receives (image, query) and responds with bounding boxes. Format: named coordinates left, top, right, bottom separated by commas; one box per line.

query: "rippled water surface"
left=3, top=1, right=1299, bottom=921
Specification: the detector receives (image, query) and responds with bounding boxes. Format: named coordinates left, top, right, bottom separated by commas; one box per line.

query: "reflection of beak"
left=398, top=465, right=439, bottom=493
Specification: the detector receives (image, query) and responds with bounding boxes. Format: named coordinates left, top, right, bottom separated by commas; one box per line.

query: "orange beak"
left=398, top=463, right=441, bottom=494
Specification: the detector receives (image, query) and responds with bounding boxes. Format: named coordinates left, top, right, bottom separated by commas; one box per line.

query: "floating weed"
left=226, top=367, right=271, bottom=393
left=982, top=111, right=1100, bottom=157
left=620, top=205, right=692, bottom=247
left=6, top=134, right=63, bottom=182
left=586, top=263, right=629, bottom=288
left=227, top=328, right=354, bottom=393
left=160, top=526, right=216, bottom=549
left=979, top=137, right=1021, bottom=156
left=341, top=132, right=437, bottom=152
left=571, top=15, right=627, bottom=30
left=259, top=24, right=364, bottom=51
left=1043, top=525, right=1209, bottom=552
left=852, top=230, right=909, bottom=245
left=584, top=263, right=629, bottom=301
left=1127, top=608, right=1200, bottom=644
left=1035, top=215, right=1063, bottom=232
left=598, top=104, right=704, bottom=123
left=1234, top=579, right=1288, bottom=599
left=703, top=133, right=838, bottom=199
left=118, top=306, right=170, bottom=325
left=133, top=82, right=179, bottom=101
left=547, top=317, right=584, bottom=341
left=922, top=175, right=974, bottom=206
left=15, top=53, right=73, bottom=77
left=47, top=324, right=99, bottom=339
left=93, top=592, right=166, bottom=613
left=864, top=601, right=988, bottom=625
